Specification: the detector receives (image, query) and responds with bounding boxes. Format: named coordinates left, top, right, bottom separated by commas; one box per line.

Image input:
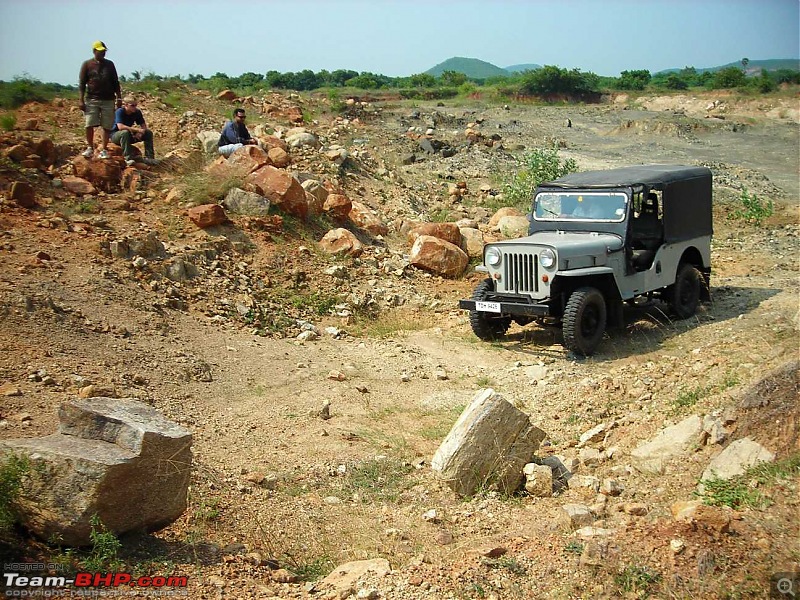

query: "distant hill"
left=424, top=56, right=797, bottom=80
left=656, top=58, right=800, bottom=75
left=424, top=57, right=509, bottom=79
left=504, top=63, right=542, bottom=73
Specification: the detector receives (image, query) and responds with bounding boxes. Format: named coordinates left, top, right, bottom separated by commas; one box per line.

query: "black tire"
left=469, top=279, right=511, bottom=341
left=670, top=263, right=702, bottom=319
left=563, top=287, right=607, bottom=356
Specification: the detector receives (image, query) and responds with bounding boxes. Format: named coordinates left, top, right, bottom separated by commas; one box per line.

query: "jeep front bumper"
left=458, top=299, right=551, bottom=317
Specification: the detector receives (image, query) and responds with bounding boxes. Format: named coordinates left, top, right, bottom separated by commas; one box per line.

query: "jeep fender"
left=551, top=268, right=624, bottom=326
left=676, top=246, right=712, bottom=301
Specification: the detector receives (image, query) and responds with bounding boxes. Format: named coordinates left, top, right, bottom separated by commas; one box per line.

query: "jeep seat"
left=631, top=195, right=663, bottom=269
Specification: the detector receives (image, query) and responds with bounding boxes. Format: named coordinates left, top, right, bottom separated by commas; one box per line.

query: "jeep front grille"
left=501, top=252, right=539, bottom=294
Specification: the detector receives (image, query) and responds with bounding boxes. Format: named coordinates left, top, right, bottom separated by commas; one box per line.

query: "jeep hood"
left=492, top=231, right=623, bottom=268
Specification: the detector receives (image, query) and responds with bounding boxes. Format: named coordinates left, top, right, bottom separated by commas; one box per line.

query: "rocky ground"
left=0, top=87, right=798, bottom=599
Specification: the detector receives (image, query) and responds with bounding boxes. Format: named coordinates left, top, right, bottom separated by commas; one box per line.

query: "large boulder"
left=319, top=228, right=363, bottom=258
left=72, top=155, right=123, bottom=192
left=245, top=165, right=308, bottom=220
left=223, top=188, right=271, bottom=216
left=700, top=438, right=775, bottom=484
left=489, top=206, right=524, bottom=228
left=432, top=389, right=546, bottom=497
left=10, top=181, right=37, bottom=208
left=1, top=397, right=192, bottom=546
left=323, top=193, right=352, bottom=221
left=349, top=201, right=388, bottom=236
left=197, top=131, right=220, bottom=156
left=459, top=227, right=485, bottom=258
left=409, top=235, right=468, bottom=279
left=227, top=145, right=271, bottom=174
left=188, top=204, right=227, bottom=228
left=61, top=176, right=97, bottom=196
left=498, top=215, right=530, bottom=239
left=406, top=222, right=462, bottom=247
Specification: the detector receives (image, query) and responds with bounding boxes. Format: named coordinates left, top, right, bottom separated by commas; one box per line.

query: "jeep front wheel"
left=670, top=263, right=702, bottom=319
left=563, top=287, right=607, bottom=356
left=469, top=279, right=511, bottom=341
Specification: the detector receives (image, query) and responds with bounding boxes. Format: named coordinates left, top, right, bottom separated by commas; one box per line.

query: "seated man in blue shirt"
left=111, top=96, right=157, bottom=166
left=218, top=108, right=260, bottom=157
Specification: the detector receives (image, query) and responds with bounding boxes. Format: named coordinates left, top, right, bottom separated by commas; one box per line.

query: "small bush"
left=728, top=187, right=774, bottom=226
left=181, top=171, right=241, bottom=206
left=82, top=515, right=124, bottom=572
left=336, top=457, right=413, bottom=503
left=614, top=564, right=661, bottom=596
left=0, top=453, right=28, bottom=532
left=502, top=145, right=578, bottom=211
left=0, top=113, right=16, bottom=131
left=700, top=476, right=768, bottom=510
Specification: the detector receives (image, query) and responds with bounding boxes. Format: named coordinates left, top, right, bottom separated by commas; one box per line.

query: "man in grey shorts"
left=78, top=41, right=122, bottom=160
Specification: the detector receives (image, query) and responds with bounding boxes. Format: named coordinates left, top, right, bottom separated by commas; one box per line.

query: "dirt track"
left=0, top=90, right=798, bottom=598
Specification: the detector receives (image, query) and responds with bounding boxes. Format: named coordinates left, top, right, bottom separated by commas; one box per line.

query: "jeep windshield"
left=533, top=192, right=627, bottom=222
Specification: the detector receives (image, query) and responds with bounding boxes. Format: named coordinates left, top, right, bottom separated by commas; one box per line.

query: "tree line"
left=1, top=62, right=798, bottom=109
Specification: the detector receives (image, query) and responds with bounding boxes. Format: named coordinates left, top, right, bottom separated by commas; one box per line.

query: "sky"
left=0, top=0, right=798, bottom=85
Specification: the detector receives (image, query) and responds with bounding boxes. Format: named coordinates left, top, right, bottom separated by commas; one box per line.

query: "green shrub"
left=614, top=564, right=661, bottom=595
left=0, top=453, right=28, bottom=532
left=0, top=78, right=47, bottom=109
left=83, top=515, right=124, bottom=572
left=501, top=145, right=578, bottom=211
left=728, top=188, right=773, bottom=226
left=0, top=113, right=16, bottom=131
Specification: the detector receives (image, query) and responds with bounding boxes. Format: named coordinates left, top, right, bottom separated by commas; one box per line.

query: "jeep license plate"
left=475, top=301, right=501, bottom=313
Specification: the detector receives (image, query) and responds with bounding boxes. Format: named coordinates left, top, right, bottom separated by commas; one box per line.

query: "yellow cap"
left=92, top=41, right=107, bottom=52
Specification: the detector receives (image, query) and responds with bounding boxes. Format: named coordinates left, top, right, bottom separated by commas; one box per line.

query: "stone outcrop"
left=1, top=397, right=192, bottom=546
left=431, top=389, right=546, bottom=497
left=700, top=437, right=775, bottom=484
left=630, top=415, right=704, bottom=473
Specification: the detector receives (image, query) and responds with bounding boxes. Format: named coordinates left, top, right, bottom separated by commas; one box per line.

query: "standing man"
left=218, top=108, right=260, bottom=157
left=78, top=41, right=122, bottom=160
left=111, top=96, right=158, bottom=166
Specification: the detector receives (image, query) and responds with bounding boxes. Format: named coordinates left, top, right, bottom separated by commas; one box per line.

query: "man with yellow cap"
left=78, top=41, right=122, bottom=160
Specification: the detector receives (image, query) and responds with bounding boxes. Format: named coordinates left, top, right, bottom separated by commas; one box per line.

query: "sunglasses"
left=235, top=114, right=246, bottom=119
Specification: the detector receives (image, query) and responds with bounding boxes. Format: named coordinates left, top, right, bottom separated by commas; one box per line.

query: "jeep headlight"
left=540, top=248, right=556, bottom=269
left=486, top=247, right=502, bottom=267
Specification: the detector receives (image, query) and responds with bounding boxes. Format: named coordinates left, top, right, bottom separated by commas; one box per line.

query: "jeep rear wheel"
left=670, top=263, right=702, bottom=319
left=469, top=279, right=511, bottom=341
left=563, top=287, right=607, bottom=356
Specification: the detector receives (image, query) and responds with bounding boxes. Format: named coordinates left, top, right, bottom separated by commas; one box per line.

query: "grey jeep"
left=459, top=165, right=712, bottom=355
